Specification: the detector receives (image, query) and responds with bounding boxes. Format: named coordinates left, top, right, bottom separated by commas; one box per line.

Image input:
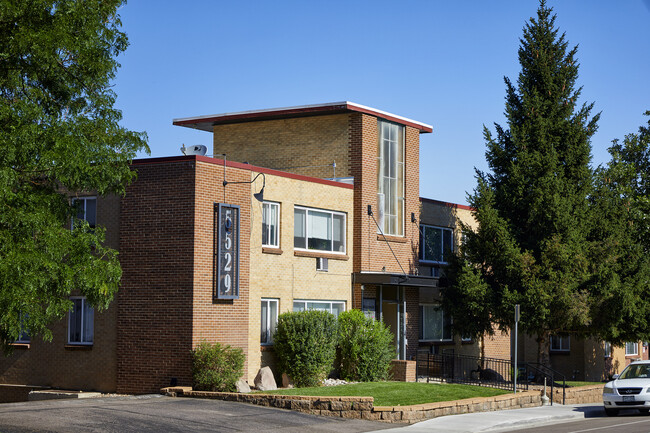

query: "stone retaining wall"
left=161, top=386, right=543, bottom=423
left=552, top=385, right=602, bottom=405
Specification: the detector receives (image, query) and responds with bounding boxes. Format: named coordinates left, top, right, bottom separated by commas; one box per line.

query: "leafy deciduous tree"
left=0, top=0, right=148, bottom=350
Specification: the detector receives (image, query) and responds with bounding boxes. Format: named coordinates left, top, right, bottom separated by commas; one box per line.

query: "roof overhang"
left=173, top=101, right=433, bottom=133
left=353, top=272, right=438, bottom=288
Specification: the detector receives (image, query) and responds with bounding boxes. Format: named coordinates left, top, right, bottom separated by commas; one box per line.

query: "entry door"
left=382, top=301, right=399, bottom=355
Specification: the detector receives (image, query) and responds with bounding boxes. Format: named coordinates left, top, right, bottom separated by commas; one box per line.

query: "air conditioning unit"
left=316, top=257, right=328, bottom=272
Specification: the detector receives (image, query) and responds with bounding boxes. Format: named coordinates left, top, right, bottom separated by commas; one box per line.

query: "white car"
left=603, top=360, right=650, bottom=416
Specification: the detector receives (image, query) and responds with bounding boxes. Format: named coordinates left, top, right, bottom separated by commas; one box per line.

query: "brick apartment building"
left=0, top=102, right=514, bottom=399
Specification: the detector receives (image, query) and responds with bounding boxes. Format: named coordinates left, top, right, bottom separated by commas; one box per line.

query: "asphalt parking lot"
left=0, top=395, right=392, bottom=433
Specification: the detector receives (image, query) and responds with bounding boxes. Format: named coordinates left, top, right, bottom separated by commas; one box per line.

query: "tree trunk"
left=536, top=330, right=551, bottom=368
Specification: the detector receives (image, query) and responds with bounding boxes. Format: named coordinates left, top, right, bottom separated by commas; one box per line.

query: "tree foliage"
left=444, top=1, right=601, bottom=365
left=588, top=112, right=650, bottom=344
left=0, top=0, right=148, bottom=350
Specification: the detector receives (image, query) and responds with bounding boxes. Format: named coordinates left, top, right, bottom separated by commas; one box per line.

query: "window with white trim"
left=377, top=121, right=404, bottom=236
left=262, top=202, right=279, bottom=248
left=625, top=342, right=638, bottom=356
left=72, top=197, right=96, bottom=229
left=294, top=207, right=345, bottom=253
left=420, top=225, right=453, bottom=263
left=68, top=297, right=94, bottom=345
left=550, top=335, right=570, bottom=352
left=293, top=300, right=345, bottom=317
left=261, top=299, right=278, bottom=345
left=419, top=304, right=452, bottom=341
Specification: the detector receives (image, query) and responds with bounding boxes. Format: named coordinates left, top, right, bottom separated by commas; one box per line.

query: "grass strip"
left=256, top=381, right=510, bottom=406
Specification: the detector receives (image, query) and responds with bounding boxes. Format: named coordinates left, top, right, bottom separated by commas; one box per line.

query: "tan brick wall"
left=483, top=328, right=511, bottom=360
left=0, top=196, right=118, bottom=392
left=212, top=114, right=350, bottom=179
left=246, top=171, right=354, bottom=382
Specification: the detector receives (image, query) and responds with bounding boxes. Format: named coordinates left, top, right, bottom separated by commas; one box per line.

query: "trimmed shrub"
left=337, top=309, right=395, bottom=382
left=191, top=341, right=245, bottom=392
left=273, top=310, right=338, bottom=387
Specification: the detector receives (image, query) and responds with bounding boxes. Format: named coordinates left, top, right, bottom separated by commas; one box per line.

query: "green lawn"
left=256, top=381, right=510, bottom=406
left=564, top=381, right=603, bottom=387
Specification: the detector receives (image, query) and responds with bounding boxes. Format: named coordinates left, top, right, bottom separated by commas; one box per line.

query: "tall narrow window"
left=72, top=197, right=97, bottom=229
left=16, top=313, right=30, bottom=343
left=377, top=121, right=404, bottom=236
left=68, top=297, right=94, bottom=345
left=262, top=202, right=279, bottom=247
left=261, top=299, right=278, bottom=345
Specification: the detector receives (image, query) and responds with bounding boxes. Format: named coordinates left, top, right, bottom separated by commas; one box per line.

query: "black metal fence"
left=416, top=350, right=567, bottom=404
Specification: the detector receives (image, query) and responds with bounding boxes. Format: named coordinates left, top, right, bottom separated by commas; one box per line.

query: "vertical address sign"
left=215, top=203, right=240, bottom=299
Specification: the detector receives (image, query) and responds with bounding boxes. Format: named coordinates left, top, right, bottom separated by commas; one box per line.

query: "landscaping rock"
left=254, top=367, right=277, bottom=391
left=235, top=379, right=251, bottom=393
left=281, top=373, right=294, bottom=388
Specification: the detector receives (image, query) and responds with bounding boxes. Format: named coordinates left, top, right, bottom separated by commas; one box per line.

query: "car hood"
left=608, top=378, right=650, bottom=389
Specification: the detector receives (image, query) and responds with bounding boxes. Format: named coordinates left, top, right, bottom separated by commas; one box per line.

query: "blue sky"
left=113, top=0, right=650, bottom=205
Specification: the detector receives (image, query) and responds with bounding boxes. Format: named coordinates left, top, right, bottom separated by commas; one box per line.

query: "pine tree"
left=0, top=0, right=148, bottom=350
left=444, top=0, right=599, bottom=366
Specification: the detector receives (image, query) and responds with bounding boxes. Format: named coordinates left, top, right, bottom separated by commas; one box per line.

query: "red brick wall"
left=116, top=157, right=252, bottom=394
left=117, top=159, right=197, bottom=393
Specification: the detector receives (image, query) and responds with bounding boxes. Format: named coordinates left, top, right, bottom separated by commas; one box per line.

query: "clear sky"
left=113, top=0, right=650, bottom=205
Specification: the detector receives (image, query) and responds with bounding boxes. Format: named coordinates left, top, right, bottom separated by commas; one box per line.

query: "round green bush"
left=337, top=309, right=395, bottom=382
left=273, top=310, right=337, bottom=387
left=191, top=341, right=245, bottom=392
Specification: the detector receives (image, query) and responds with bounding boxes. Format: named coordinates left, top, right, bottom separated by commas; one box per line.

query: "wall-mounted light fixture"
left=223, top=172, right=266, bottom=202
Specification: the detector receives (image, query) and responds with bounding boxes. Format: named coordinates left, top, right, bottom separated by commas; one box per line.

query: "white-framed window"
left=72, top=197, right=97, bottom=229
left=68, top=297, right=94, bottom=345
left=625, top=342, right=639, bottom=356
left=550, top=335, right=570, bottom=352
left=420, top=225, right=453, bottom=264
left=461, top=335, right=473, bottom=343
left=419, top=304, right=452, bottom=342
left=16, top=313, right=30, bottom=343
left=294, top=207, right=346, bottom=254
left=604, top=341, right=612, bottom=357
left=261, top=298, right=278, bottom=345
left=377, top=120, right=405, bottom=236
left=293, top=300, right=345, bottom=317
left=262, top=202, right=279, bottom=248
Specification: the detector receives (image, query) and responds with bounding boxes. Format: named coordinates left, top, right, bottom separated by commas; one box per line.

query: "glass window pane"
left=306, top=302, right=330, bottom=312
left=333, top=214, right=345, bottom=252
left=308, top=211, right=332, bottom=251
left=331, top=302, right=344, bottom=317
left=293, top=301, right=305, bottom=312
left=269, top=300, right=277, bottom=341
left=83, top=302, right=94, bottom=343
left=261, top=301, right=268, bottom=343
left=85, top=199, right=96, bottom=228
left=69, top=299, right=81, bottom=343
left=294, top=209, right=306, bottom=249
left=443, top=229, right=452, bottom=262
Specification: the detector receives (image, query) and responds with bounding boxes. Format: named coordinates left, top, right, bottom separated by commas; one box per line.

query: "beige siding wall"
left=247, top=171, right=354, bottom=382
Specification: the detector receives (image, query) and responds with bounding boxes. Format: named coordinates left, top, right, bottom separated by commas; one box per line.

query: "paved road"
left=0, top=395, right=392, bottom=433
left=513, top=410, right=650, bottom=433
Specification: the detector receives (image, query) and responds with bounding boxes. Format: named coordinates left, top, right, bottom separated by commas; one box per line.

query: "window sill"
left=419, top=340, right=454, bottom=344
left=65, top=344, right=93, bottom=350
left=260, top=345, right=274, bottom=352
left=461, top=340, right=473, bottom=345
left=550, top=350, right=570, bottom=355
left=10, top=343, right=30, bottom=349
left=294, top=250, right=349, bottom=260
left=262, top=247, right=283, bottom=255
left=377, top=234, right=407, bottom=243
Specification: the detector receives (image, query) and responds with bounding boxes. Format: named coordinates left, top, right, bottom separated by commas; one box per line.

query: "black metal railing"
left=416, top=351, right=567, bottom=404
left=416, top=350, right=528, bottom=391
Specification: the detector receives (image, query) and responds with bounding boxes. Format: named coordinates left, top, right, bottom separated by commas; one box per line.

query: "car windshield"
left=619, top=364, right=650, bottom=379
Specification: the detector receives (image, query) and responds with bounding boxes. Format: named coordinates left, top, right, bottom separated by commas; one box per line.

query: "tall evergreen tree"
left=588, top=112, right=650, bottom=344
left=0, top=0, right=148, bottom=351
left=444, top=1, right=599, bottom=366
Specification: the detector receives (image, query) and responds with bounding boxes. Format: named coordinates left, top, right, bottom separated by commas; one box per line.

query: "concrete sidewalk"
left=372, top=403, right=604, bottom=432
